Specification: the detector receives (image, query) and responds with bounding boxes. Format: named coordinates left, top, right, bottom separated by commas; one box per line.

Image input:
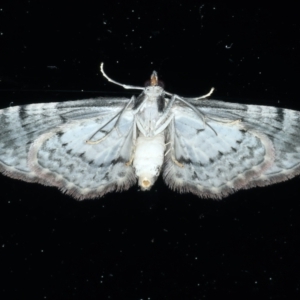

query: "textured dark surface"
left=0, top=2, right=300, bottom=300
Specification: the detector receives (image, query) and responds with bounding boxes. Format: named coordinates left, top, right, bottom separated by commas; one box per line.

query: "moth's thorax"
left=133, top=133, right=166, bottom=191
left=136, top=89, right=165, bottom=136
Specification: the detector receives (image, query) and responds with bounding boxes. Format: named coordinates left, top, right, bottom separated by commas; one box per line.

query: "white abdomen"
left=133, top=133, right=165, bottom=190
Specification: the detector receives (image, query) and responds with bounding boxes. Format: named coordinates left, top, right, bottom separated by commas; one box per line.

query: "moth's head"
left=143, top=70, right=164, bottom=90
left=150, top=71, right=159, bottom=86
left=143, top=70, right=164, bottom=96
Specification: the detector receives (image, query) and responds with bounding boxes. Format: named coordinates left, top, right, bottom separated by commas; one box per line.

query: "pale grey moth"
left=1, top=63, right=300, bottom=200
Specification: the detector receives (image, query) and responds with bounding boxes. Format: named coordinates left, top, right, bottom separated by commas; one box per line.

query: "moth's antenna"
left=100, top=63, right=144, bottom=91
left=165, top=87, right=215, bottom=100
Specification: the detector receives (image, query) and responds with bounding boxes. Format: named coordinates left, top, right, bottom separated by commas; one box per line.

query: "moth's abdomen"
left=133, top=133, right=165, bottom=190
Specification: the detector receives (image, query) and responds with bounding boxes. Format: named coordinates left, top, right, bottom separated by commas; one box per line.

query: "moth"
left=1, top=64, right=300, bottom=200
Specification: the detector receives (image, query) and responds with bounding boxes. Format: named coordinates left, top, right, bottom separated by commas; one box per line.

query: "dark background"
left=1, top=1, right=300, bottom=299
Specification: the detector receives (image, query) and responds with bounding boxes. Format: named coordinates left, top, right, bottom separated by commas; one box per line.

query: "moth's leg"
left=87, top=110, right=122, bottom=142
left=164, top=142, right=172, bottom=158
left=164, top=87, right=214, bottom=100
left=125, top=120, right=137, bottom=166
left=167, top=118, right=184, bottom=168
left=101, top=63, right=144, bottom=91
left=86, top=97, right=134, bottom=144
left=135, top=115, right=148, bottom=137
left=153, top=95, right=182, bottom=135
left=171, top=94, right=219, bottom=136
left=154, top=95, right=177, bottom=131
left=153, top=113, right=174, bottom=136
left=125, top=156, right=134, bottom=166
left=173, top=95, right=206, bottom=123
left=172, top=157, right=184, bottom=168
left=166, top=88, right=239, bottom=127
left=154, top=94, right=216, bottom=136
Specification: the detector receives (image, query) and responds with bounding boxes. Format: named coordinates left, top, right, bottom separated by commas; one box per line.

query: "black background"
left=1, top=1, right=300, bottom=299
